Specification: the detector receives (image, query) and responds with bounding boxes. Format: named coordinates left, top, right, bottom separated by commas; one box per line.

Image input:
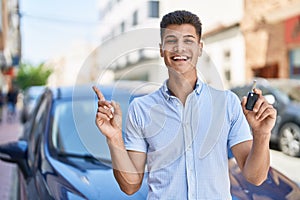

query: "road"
left=0, top=107, right=299, bottom=199
left=0, top=106, right=23, bottom=200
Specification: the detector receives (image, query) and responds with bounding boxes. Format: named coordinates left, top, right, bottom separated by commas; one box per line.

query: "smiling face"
left=160, top=24, right=203, bottom=76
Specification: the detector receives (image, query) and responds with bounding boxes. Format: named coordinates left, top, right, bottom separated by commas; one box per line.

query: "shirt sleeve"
left=124, top=99, right=148, bottom=153
left=227, top=91, right=253, bottom=148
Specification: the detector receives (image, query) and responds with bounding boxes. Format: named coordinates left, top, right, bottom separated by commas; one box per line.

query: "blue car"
left=0, top=81, right=299, bottom=199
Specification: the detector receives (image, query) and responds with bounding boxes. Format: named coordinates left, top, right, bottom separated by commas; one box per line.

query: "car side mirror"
left=0, top=141, right=32, bottom=179
left=265, top=94, right=276, bottom=105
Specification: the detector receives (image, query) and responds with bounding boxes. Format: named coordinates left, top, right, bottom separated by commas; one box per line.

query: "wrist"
left=106, top=132, right=124, bottom=148
left=252, top=131, right=271, bottom=143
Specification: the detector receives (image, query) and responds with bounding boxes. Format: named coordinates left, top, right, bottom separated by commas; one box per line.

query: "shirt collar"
left=161, top=78, right=203, bottom=100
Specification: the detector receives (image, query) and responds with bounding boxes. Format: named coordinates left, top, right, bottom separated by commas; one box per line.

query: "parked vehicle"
left=20, top=86, right=45, bottom=123
left=267, top=78, right=300, bottom=103
left=231, top=78, right=300, bottom=157
left=0, top=82, right=300, bottom=199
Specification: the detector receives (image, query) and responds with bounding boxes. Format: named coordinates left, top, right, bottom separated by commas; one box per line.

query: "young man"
left=93, top=10, right=276, bottom=199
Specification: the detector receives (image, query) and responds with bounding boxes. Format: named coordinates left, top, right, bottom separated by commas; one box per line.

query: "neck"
left=167, top=71, right=197, bottom=105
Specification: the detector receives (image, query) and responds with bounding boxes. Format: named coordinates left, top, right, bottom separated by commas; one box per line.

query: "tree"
left=15, top=63, right=52, bottom=90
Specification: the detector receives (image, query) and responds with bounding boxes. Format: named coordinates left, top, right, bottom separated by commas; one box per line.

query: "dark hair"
left=160, top=10, right=202, bottom=41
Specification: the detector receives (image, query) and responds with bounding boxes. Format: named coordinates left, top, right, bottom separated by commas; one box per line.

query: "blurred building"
left=95, top=0, right=165, bottom=84
left=45, top=41, right=103, bottom=87
left=0, top=0, right=21, bottom=92
left=95, top=0, right=244, bottom=89
left=241, top=0, right=300, bottom=80
left=202, top=23, right=246, bottom=88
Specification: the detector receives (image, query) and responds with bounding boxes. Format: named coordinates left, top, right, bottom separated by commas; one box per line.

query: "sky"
left=19, top=0, right=243, bottom=65
left=20, top=0, right=99, bottom=64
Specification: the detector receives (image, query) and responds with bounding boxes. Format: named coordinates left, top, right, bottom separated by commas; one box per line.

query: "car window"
left=50, top=89, right=143, bottom=162
left=51, top=99, right=111, bottom=161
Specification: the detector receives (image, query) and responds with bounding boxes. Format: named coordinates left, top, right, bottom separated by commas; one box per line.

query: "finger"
left=241, top=96, right=249, bottom=114
left=92, top=86, right=105, bottom=101
left=111, top=101, right=121, bottom=115
left=98, top=100, right=113, bottom=109
left=252, top=96, right=265, bottom=112
left=98, top=106, right=113, bottom=119
left=96, top=111, right=111, bottom=121
left=256, top=106, right=276, bottom=121
left=255, top=100, right=269, bottom=119
left=241, top=96, right=247, bottom=107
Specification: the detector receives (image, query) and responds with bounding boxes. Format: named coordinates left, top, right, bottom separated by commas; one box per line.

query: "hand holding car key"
left=245, top=80, right=259, bottom=111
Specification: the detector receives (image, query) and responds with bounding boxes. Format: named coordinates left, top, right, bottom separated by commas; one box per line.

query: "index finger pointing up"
left=92, top=86, right=105, bottom=101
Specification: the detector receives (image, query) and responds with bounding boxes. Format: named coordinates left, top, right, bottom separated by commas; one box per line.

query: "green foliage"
left=15, top=63, right=52, bottom=90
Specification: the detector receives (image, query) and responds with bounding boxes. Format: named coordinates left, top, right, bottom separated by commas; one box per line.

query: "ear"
left=198, top=41, right=203, bottom=57
left=159, top=43, right=164, bottom=57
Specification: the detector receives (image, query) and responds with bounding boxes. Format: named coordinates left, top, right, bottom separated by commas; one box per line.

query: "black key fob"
left=245, top=92, right=259, bottom=111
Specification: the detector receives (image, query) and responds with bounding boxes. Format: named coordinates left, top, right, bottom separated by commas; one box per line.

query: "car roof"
left=25, top=85, right=46, bottom=95
left=47, top=81, right=161, bottom=100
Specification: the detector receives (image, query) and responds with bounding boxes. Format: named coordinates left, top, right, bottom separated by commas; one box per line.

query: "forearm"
left=243, top=132, right=271, bottom=185
left=107, top=134, right=144, bottom=194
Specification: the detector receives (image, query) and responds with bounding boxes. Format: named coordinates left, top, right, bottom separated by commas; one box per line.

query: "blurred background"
left=1, top=0, right=299, bottom=90
left=0, top=0, right=300, bottom=199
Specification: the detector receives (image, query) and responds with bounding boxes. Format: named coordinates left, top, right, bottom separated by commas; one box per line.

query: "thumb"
left=241, top=96, right=249, bottom=115
left=111, top=100, right=122, bottom=115
left=111, top=101, right=122, bottom=129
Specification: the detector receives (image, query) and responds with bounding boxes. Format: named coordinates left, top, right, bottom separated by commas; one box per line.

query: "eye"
left=165, top=39, right=177, bottom=44
left=184, top=39, right=194, bottom=44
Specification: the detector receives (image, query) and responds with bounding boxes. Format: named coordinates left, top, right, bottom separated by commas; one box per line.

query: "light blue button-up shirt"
left=125, top=79, right=252, bottom=200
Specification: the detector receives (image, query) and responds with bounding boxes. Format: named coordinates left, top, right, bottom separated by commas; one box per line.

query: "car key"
left=245, top=80, right=259, bottom=111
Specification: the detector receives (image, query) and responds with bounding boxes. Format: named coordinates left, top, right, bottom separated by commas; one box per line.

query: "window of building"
left=289, top=48, right=300, bottom=78
left=121, top=21, right=125, bottom=33
left=133, top=10, right=138, bottom=26
left=223, top=50, right=231, bottom=82
left=148, top=1, right=159, bottom=18
left=224, top=50, right=231, bottom=60
left=225, top=69, right=231, bottom=82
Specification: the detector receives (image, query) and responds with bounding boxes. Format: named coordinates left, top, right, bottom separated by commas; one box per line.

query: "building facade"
left=0, top=0, right=21, bottom=92
left=95, top=0, right=164, bottom=84
left=202, top=23, right=246, bottom=88
left=241, top=0, right=300, bottom=80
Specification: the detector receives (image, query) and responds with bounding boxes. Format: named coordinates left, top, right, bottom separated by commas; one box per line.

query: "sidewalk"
left=0, top=106, right=23, bottom=200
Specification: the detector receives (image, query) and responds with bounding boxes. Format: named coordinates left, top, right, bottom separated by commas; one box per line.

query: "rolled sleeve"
left=124, top=100, right=148, bottom=153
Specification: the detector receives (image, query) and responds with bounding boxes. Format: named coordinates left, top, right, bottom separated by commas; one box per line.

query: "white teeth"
left=173, top=56, right=187, bottom=60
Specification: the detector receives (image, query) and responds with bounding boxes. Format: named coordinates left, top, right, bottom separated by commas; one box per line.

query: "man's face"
left=160, top=24, right=203, bottom=75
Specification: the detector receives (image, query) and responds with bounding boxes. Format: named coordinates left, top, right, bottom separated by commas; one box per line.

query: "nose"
left=173, top=40, right=185, bottom=52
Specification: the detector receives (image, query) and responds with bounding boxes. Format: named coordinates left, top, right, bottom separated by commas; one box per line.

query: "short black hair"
left=160, top=10, right=202, bottom=41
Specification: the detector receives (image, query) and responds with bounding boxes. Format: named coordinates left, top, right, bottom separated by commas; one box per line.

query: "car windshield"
left=51, top=99, right=111, bottom=161
left=273, top=85, right=300, bottom=103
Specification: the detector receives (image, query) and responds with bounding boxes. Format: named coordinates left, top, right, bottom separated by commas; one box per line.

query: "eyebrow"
left=164, top=35, right=176, bottom=39
left=164, top=34, right=196, bottom=39
left=183, top=35, right=196, bottom=39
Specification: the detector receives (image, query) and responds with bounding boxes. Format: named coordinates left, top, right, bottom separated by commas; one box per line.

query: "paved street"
left=0, top=107, right=23, bottom=200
